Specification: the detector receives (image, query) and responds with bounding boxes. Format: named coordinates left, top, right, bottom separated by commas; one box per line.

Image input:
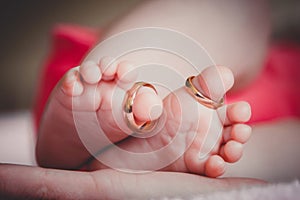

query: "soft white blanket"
left=160, top=181, right=300, bottom=200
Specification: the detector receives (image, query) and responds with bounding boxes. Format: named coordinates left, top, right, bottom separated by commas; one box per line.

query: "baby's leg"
left=88, top=66, right=252, bottom=177
left=103, top=0, right=270, bottom=91
left=36, top=58, right=163, bottom=169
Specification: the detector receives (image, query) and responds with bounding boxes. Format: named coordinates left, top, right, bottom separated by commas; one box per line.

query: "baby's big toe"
left=192, top=66, right=234, bottom=102
left=132, top=87, right=163, bottom=123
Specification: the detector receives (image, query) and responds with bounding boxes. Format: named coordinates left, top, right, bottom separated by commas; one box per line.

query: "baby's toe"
left=223, top=124, right=252, bottom=144
left=61, top=67, right=83, bottom=96
left=219, top=101, right=251, bottom=125
left=99, top=56, right=118, bottom=81
left=117, top=60, right=138, bottom=90
left=192, top=66, right=234, bottom=102
left=79, top=61, right=101, bottom=84
left=132, top=87, right=163, bottom=123
left=204, top=155, right=225, bottom=178
left=220, top=140, right=243, bottom=163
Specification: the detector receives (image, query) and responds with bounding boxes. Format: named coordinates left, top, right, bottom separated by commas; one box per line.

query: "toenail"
left=149, top=104, right=163, bottom=121
left=239, top=103, right=251, bottom=121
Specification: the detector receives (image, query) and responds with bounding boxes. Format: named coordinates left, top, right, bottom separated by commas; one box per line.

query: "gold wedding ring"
left=185, top=76, right=224, bottom=109
left=123, top=82, right=158, bottom=134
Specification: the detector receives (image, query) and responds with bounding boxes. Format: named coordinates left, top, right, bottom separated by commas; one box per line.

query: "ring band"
left=185, top=76, right=224, bottom=109
left=123, top=82, right=158, bottom=134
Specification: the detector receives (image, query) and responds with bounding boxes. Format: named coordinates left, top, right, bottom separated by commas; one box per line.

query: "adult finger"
left=0, top=164, right=265, bottom=200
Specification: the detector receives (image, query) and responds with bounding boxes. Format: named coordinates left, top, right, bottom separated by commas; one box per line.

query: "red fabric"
left=33, top=24, right=300, bottom=128
left=227, top=42, right=300, bottom=123
left=33, top=24, right=99, bottom=128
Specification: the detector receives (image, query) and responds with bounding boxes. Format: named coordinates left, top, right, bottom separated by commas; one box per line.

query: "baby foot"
left=36, top=57, right=163, bottom=169
left=87, top=66, right=252, bottom=177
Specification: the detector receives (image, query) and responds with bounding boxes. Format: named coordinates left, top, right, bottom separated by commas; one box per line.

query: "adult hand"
left=0, top=164, right=264, bottom=200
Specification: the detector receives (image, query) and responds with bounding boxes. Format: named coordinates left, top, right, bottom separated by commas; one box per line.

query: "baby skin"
left=36, top=57, right=251, bottom=178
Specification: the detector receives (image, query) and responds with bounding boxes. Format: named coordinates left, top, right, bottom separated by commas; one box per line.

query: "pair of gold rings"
left=123, top=76, right=224, bottom=134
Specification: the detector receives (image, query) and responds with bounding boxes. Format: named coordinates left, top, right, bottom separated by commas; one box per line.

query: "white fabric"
left=0, top=111, right=36, bottom=166
left=159, top=181, right=300, bottom=200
